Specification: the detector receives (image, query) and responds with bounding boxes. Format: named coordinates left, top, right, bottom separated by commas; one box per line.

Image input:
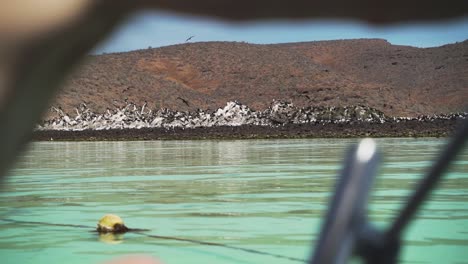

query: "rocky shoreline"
left=33, top=101, right=467, bottom=141
left=31, top=120, right=463, bottom=141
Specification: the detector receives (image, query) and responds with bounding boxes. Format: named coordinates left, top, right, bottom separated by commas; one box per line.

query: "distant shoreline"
left=31, top=119, right=463, bottom=141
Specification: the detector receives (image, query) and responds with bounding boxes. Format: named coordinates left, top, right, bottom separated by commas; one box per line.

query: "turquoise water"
left=0, top=138, right=467, bottom=264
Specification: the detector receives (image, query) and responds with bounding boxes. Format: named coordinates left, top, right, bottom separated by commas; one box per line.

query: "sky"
left=93, top=11, right=468, bottom=54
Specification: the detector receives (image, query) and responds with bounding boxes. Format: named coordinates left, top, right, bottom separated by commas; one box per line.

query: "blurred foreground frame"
left=0, top=1, right=468, bottom=263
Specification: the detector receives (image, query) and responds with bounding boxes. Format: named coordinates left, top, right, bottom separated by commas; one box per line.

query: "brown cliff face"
left=52, top=39, right=468, bottom=118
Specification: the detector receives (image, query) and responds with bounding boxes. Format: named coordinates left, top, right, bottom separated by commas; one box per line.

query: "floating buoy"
left=97, top=214, right=129, bottom=233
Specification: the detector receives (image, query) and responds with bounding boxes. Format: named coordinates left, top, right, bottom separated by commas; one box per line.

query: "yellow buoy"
left=97, top=214, right=129, bottom=233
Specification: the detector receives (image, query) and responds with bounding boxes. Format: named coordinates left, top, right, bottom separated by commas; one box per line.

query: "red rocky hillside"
left=51, top=39, right=468, bottom=119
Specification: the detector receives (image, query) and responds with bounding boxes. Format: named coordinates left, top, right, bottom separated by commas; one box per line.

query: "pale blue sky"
left=93, top=11, right=468, bottom=54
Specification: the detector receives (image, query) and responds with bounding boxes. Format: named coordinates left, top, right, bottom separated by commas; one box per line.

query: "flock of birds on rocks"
left=36, top=101, right=467, bottom=131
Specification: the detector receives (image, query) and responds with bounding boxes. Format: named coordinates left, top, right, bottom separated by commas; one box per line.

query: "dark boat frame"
left=0, top=2, right=467, bottom=263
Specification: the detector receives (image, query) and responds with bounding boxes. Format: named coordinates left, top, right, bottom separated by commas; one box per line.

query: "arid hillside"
left=52, top=39, right=468, bottom=118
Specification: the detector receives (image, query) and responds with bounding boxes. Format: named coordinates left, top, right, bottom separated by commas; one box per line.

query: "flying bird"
left=185, top=35, right=195, bottom=42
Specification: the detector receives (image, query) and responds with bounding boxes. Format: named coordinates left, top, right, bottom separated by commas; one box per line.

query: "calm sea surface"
left=0, top=138, right=467, bottom=264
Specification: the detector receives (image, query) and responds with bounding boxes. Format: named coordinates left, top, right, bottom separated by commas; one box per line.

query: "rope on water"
left=1, top=218, right=93, bottom=229
left=0, top=218, right=306, bottom=263
left=133, top=231, right=306, bottom=262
